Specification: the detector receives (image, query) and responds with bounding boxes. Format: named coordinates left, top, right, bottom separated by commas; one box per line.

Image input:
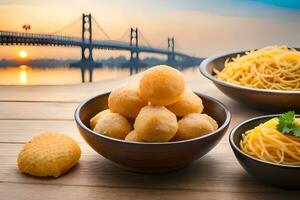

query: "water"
left=0, top=65, right=199, bottom=85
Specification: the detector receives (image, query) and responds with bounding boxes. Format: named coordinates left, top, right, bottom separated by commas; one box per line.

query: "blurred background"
left=0, top=0, right=299, bottom=85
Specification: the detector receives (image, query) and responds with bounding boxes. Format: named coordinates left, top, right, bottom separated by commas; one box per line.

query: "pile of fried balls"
left=90, top=65, right=218, bottom=142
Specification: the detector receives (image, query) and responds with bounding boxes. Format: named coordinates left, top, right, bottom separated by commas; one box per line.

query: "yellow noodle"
left=240, top=117, right=300, bottom=165
left=214, top=46, right=300, bottom=90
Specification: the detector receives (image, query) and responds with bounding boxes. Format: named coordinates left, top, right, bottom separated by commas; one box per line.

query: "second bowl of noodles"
left=200, top=46, right=300, bottom=111
left=229, top=114, right=300, bottom=188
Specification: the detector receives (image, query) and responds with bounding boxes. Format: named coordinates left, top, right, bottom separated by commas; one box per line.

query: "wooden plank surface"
left=1, top=183, right=299, bottom=200
left=0, top=74, right=299, bottom=200
left=0, top=143, right=290, bottom=192
left=0, top=120, right=80, bottom=143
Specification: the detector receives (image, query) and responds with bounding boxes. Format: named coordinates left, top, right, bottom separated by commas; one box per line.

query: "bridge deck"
left=0, top=74, right=298, bottom=200
left=0, top=30, right=195, bottom=58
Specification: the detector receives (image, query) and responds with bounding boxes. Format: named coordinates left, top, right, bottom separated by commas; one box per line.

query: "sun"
left=19, top=50, right=28, bottom=58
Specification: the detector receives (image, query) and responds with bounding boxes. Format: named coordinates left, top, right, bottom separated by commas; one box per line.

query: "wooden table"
left=0, top=74, right=299, bottom=200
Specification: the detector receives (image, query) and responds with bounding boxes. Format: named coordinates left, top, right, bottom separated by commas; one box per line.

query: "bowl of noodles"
left=229, top=112, right=300, bottom=188
left=200, top=46, right=300, bottom=110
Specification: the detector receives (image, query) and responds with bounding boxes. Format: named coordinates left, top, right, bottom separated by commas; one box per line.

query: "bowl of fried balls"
left=75, top=65, right=231, bottom=173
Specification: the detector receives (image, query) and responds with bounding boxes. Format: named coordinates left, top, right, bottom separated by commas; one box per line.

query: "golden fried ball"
left=175, top=113, right=214, bottom=140
left=90, top=109, right=112, bottom=129
left=201, top=114, right=218, bottom=130
left=94, top=113, right=132, bottom=139
left=139, top=65, right=185, bottom=106
left=125, top=130, right=144, bottom=142
left=108, top=85, right=148, bottom=118
left=134, top=105, right=178, bottom=142
left=166, top=89, right=204, bottom=117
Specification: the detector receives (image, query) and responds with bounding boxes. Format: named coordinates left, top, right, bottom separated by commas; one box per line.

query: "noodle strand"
left=240, top=118, right=300, bottom=165
left=215, top=46, right=300, bottom=90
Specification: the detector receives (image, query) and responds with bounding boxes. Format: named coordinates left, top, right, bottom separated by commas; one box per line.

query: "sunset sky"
left=0, top=0, right=300, bottom=59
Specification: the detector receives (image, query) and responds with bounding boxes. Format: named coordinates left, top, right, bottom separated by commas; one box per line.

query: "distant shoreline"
left=0, top=56, right=204, bottom=68
left=0, top=56, right=164, bottom=67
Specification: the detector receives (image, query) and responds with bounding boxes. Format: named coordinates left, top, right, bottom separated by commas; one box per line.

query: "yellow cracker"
left=17, top=133, right=81, bottom=178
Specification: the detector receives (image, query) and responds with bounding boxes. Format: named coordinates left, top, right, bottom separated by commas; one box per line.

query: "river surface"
left=0, top=65, right=200, bottom=85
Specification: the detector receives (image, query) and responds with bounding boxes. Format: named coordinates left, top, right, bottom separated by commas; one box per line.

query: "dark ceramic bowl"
left=229, top=114, right=300, bottom=189
left=75, top=92, right=231, bottom=173
left=199, top=50, right=300, bottom=111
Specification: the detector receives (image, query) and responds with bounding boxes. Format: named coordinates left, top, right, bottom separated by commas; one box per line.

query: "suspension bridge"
left=0, top=13, right=201, bottom=82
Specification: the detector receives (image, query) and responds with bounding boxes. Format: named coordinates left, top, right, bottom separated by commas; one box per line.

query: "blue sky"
left=161, top=0, right=300, bottom=21
left=1, top=0, right=300, bottom=21
left=171, top=0, right=300, bottom=9
left=256, top=0, right=300, bottom=8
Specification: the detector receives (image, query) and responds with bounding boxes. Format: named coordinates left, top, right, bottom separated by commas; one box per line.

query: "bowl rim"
left=74, top=91, right=231, bottom=145
left=199, top=50, right=300, bottom=94
left=229, top=114, right=300, bottom=168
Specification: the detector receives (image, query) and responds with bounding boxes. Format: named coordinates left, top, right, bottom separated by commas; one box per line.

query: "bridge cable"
left=117, top=29, right=130, bottom=42
left=138, top=30, right=152, bottom=48
left=91, top=17, right=111, bottom=40
left=157, top=39, right=167, bottom=50
left=175, top=41, right=183, bottom=52
left=49, top=17, right=81, bottom=35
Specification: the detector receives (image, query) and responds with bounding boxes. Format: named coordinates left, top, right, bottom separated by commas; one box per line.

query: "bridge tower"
left=167, top=37, right=175, bottom=62
left=130, top=28, right=139, bottom=62
left=81, top=13, right=94, bottom=82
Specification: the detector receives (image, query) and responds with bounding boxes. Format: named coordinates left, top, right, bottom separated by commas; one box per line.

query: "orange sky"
left=0, top=0, right=300, bottom=59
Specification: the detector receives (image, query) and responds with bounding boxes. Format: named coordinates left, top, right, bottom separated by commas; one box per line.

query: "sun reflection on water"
left=19, top=65, right=29, bottom=84
left=0, top=65, right=199, bottom=85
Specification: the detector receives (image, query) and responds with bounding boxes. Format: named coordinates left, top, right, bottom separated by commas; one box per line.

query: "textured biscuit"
left=139, top=65, right=185, bottom=106
left=175, top=113, right=214, bottom=140
left=134, top=105, right=178, bottom=142
left=17, top=133, right=81, bottom=178
left=125, top=130, right=144, bottom=142
left=166, top=89, right=204, bottom=117
left=90, top=109, right=112, bottom=129
left=108, top=85, right=147, bottom=118
left=93, top=113, right=132, bottom=139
